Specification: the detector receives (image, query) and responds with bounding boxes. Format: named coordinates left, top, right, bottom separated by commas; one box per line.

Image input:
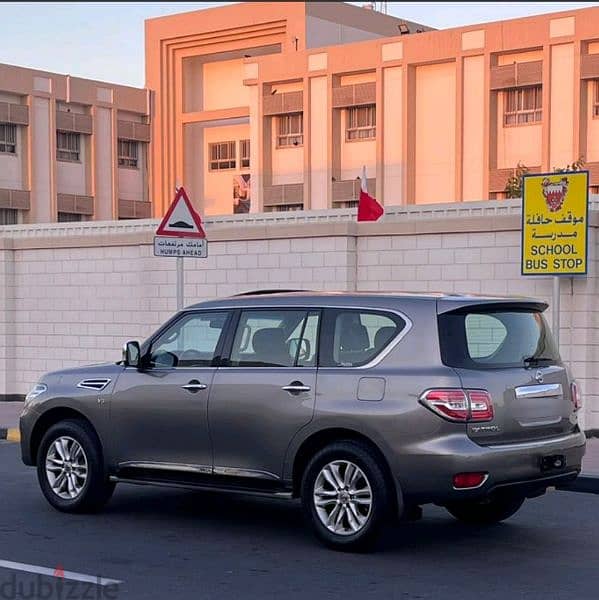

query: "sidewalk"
left=0, top=401, right=23, bottom=442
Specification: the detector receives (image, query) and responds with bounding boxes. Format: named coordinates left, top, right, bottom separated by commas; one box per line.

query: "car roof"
left=186, top=290, right=546, bottom=311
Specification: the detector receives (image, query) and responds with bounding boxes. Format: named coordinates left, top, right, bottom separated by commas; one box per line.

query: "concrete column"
left=549, top=43, right=575, bottom=169
left=29, top=95, right=56, bottom=222
left=309, top=76, right=328, bottom=210
left=382, top=66, right=403, bottom=206
left=94, top=106, right=116, bottom=220
left=248, top=83, right=262, bottom=213
left=462, top=55, right=485, bottom=201
left=0, top=243, right=15, bottom=399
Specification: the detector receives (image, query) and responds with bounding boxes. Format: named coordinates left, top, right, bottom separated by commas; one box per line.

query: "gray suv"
left=20, top=291, right=586, bottom=551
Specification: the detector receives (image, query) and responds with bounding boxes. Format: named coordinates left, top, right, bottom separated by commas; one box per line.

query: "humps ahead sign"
left=521, top=171, right=589, bottom=276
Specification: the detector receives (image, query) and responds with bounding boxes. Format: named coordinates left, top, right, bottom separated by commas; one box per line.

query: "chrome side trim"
left=515, top=383, right=562, bottom=399
left=213, top=466, right=280, bottom=480
left=452, top=473, right=489, bottom=491
left=109, top=476, right=293, bottom=499
left=214, top=305, right=413, bottom=371
left=77, top=378, right=111, bottom=391
left=117, top=461, right=212, bottom=475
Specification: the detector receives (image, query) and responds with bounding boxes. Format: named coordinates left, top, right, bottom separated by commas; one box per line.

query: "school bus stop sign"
left=521, top=170, right=589, bottom=276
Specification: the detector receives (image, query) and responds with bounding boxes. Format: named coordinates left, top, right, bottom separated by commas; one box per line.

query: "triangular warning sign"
left=156, top=186, right=206, bottom=238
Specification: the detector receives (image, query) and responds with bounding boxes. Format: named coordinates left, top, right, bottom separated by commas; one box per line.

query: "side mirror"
left=122, top=340, right=141, bottom=368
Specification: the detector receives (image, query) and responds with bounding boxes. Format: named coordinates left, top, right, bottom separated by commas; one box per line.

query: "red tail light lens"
left=468, top=390, right=494, bottom=421
left=570, top=381, right=581, bottom=411
left=420, top=389, right=494, bottom=422
left=419, top=389, right=469, bottom=421
left=453, top=472, right=488, bottom=489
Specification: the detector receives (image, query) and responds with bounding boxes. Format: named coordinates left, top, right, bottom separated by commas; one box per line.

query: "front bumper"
left=396, top=430, right=586, bottom=504
left=19, top=404, right=41, bottom=466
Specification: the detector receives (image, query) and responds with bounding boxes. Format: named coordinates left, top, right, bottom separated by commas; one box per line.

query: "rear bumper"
left=396, top=430, right=586, bottom=504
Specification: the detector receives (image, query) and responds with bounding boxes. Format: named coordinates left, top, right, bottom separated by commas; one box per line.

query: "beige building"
left=146, top=2, right=599, bottom=217
left=0, top=63, right=151, bottom=225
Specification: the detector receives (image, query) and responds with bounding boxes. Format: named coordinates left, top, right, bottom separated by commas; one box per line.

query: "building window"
left=240, top=139, right=250, bottom=168
left=504, top=86, right=542, bottom=126
left=594, top=81, right=599, bottom=118
left=0, top=208, right=18, bottom=225
left=346, top=105, right=376, bottom=141
left=118, top=139, right=139, bottom=168
left=0, top=123, right=17, bottom=154
left=57, top=212, right=83, bottom=223
left=277, top=113, right=303, bottom=147
left=57, top=131, right=81, bottom=162
left=209, top=141, right=236, bottom=171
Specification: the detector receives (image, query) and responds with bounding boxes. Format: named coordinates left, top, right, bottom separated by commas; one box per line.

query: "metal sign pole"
left=176, top=256, right=184, bottom=311
left=552, top=276, right=560, bottom=348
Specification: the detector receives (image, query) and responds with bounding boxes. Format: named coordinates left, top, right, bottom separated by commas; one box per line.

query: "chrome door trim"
left=282, top=384, right=311, bottom=393
left=515, top=383, right=563, bottom=399
left=213, top=466, right=280, bottom=480
left=117, top=461, right=212, bottom=475
left=213, top=304, right=412, bottom=370
left=182, top=383, right=208, bottom=391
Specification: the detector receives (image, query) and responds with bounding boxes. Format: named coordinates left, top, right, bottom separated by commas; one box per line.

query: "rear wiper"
left=523, top=356, right=555, bottom=367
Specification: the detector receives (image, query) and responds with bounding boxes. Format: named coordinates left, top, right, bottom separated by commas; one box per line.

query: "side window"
left=321, top=309, right=405, bottom=368
left=465, top=313, right=508, bottom=359
left=229, top=310, right=320, bottom=367
left=150, top=311, right=229, bottom=368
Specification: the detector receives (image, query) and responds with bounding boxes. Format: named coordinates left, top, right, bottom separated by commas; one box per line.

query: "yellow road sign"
left=521, top=171, right=589, bottom=276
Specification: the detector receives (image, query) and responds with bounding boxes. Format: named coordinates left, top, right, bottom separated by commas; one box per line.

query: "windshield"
left=438, top=308, right=560, bottom=370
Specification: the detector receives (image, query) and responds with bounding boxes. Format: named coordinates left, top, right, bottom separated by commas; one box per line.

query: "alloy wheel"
left=313, top=460, right=373, bottom=536
left=45, top=436, right=88, bottom=500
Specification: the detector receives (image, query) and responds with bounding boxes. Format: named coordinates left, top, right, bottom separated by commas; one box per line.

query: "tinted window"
left=439, top=309, right=559, bottom=369
left=229, top=310, right=320, bottom=367
left=150, top=311, right=228, bottom=368
left=320, top=309, right=405, bottom=368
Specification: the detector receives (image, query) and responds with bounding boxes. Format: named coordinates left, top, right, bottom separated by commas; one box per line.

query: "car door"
left=110, top=310, right=231, bottom=473
left=208, top=308, right=320, bottom=482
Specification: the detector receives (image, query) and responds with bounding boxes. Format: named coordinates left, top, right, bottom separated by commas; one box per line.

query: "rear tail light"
left=453, top=472, right=488, bottom=489
left=570, top=381, right=581, bottom=412
left=420, top=389, right=494, bottom=423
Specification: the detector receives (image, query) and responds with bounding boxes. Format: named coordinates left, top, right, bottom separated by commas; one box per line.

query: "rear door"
left=208, top=308, right=320, bottom=482
left=438, top=303, right=577, bottom=445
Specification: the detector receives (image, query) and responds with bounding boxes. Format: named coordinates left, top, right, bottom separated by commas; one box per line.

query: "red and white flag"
left=357, top=165, right=384, bottom=222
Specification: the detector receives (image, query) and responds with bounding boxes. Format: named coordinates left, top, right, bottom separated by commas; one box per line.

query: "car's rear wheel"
left=445, top=494, right=525, bottom=525
left=37, top=419, right=115, bottom=513
left=301, top=441, right=393, bottom=551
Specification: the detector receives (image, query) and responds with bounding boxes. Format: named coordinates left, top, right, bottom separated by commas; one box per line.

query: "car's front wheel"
left=37, top=419, right=115, bottom=513
left=445, top=494, right=525, bottom=525
left=301, top=441, right=393, bottom=551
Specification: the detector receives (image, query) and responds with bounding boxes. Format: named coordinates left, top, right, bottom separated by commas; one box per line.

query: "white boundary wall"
left=1, top=198, right=598, bottom=430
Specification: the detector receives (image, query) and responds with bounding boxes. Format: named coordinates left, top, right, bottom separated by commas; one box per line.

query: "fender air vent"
left=77, top=378, right=111, bottom=391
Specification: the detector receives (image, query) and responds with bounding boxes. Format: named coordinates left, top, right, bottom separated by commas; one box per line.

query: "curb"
left=0, top=428, right=20, bottom=443
left=557, top=475, right=599, bottom=495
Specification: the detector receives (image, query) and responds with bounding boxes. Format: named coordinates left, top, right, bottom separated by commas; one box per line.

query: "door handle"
left=182, top=380, right=208, bottom=393
left=282, top=382, right=311, bottom=394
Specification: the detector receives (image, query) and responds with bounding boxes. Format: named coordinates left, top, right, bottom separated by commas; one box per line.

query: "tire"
left=36, top=419, right=115, bottom=513
left=445, top=494, right=525, bottom=525
left=301, top=440, right=393, bottom=552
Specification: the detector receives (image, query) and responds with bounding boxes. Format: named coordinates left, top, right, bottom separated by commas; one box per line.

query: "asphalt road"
left=1, top=441, right=598, bottom=600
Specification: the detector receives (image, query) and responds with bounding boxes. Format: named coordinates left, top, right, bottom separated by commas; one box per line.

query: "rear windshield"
left=438, top=308, right=560, bottom=370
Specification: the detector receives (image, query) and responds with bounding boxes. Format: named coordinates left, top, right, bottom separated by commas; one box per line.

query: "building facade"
left=146, top=1, right=599, bottom=217
left=0, top=63, right=151, bottom=225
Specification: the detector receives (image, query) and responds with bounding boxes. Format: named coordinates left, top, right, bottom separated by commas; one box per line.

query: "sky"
left=1, top=2, right=597, bottom=88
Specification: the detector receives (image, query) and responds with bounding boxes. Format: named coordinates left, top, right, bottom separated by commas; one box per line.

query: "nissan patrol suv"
left=20, top=291, right=585, bottom=551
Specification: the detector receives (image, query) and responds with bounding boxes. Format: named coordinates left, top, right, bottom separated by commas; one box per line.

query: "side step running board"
left=109, top=475, right=294, bottom=500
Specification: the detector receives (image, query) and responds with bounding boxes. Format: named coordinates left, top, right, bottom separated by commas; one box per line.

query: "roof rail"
left=232, top=289, right=313, bottom=297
